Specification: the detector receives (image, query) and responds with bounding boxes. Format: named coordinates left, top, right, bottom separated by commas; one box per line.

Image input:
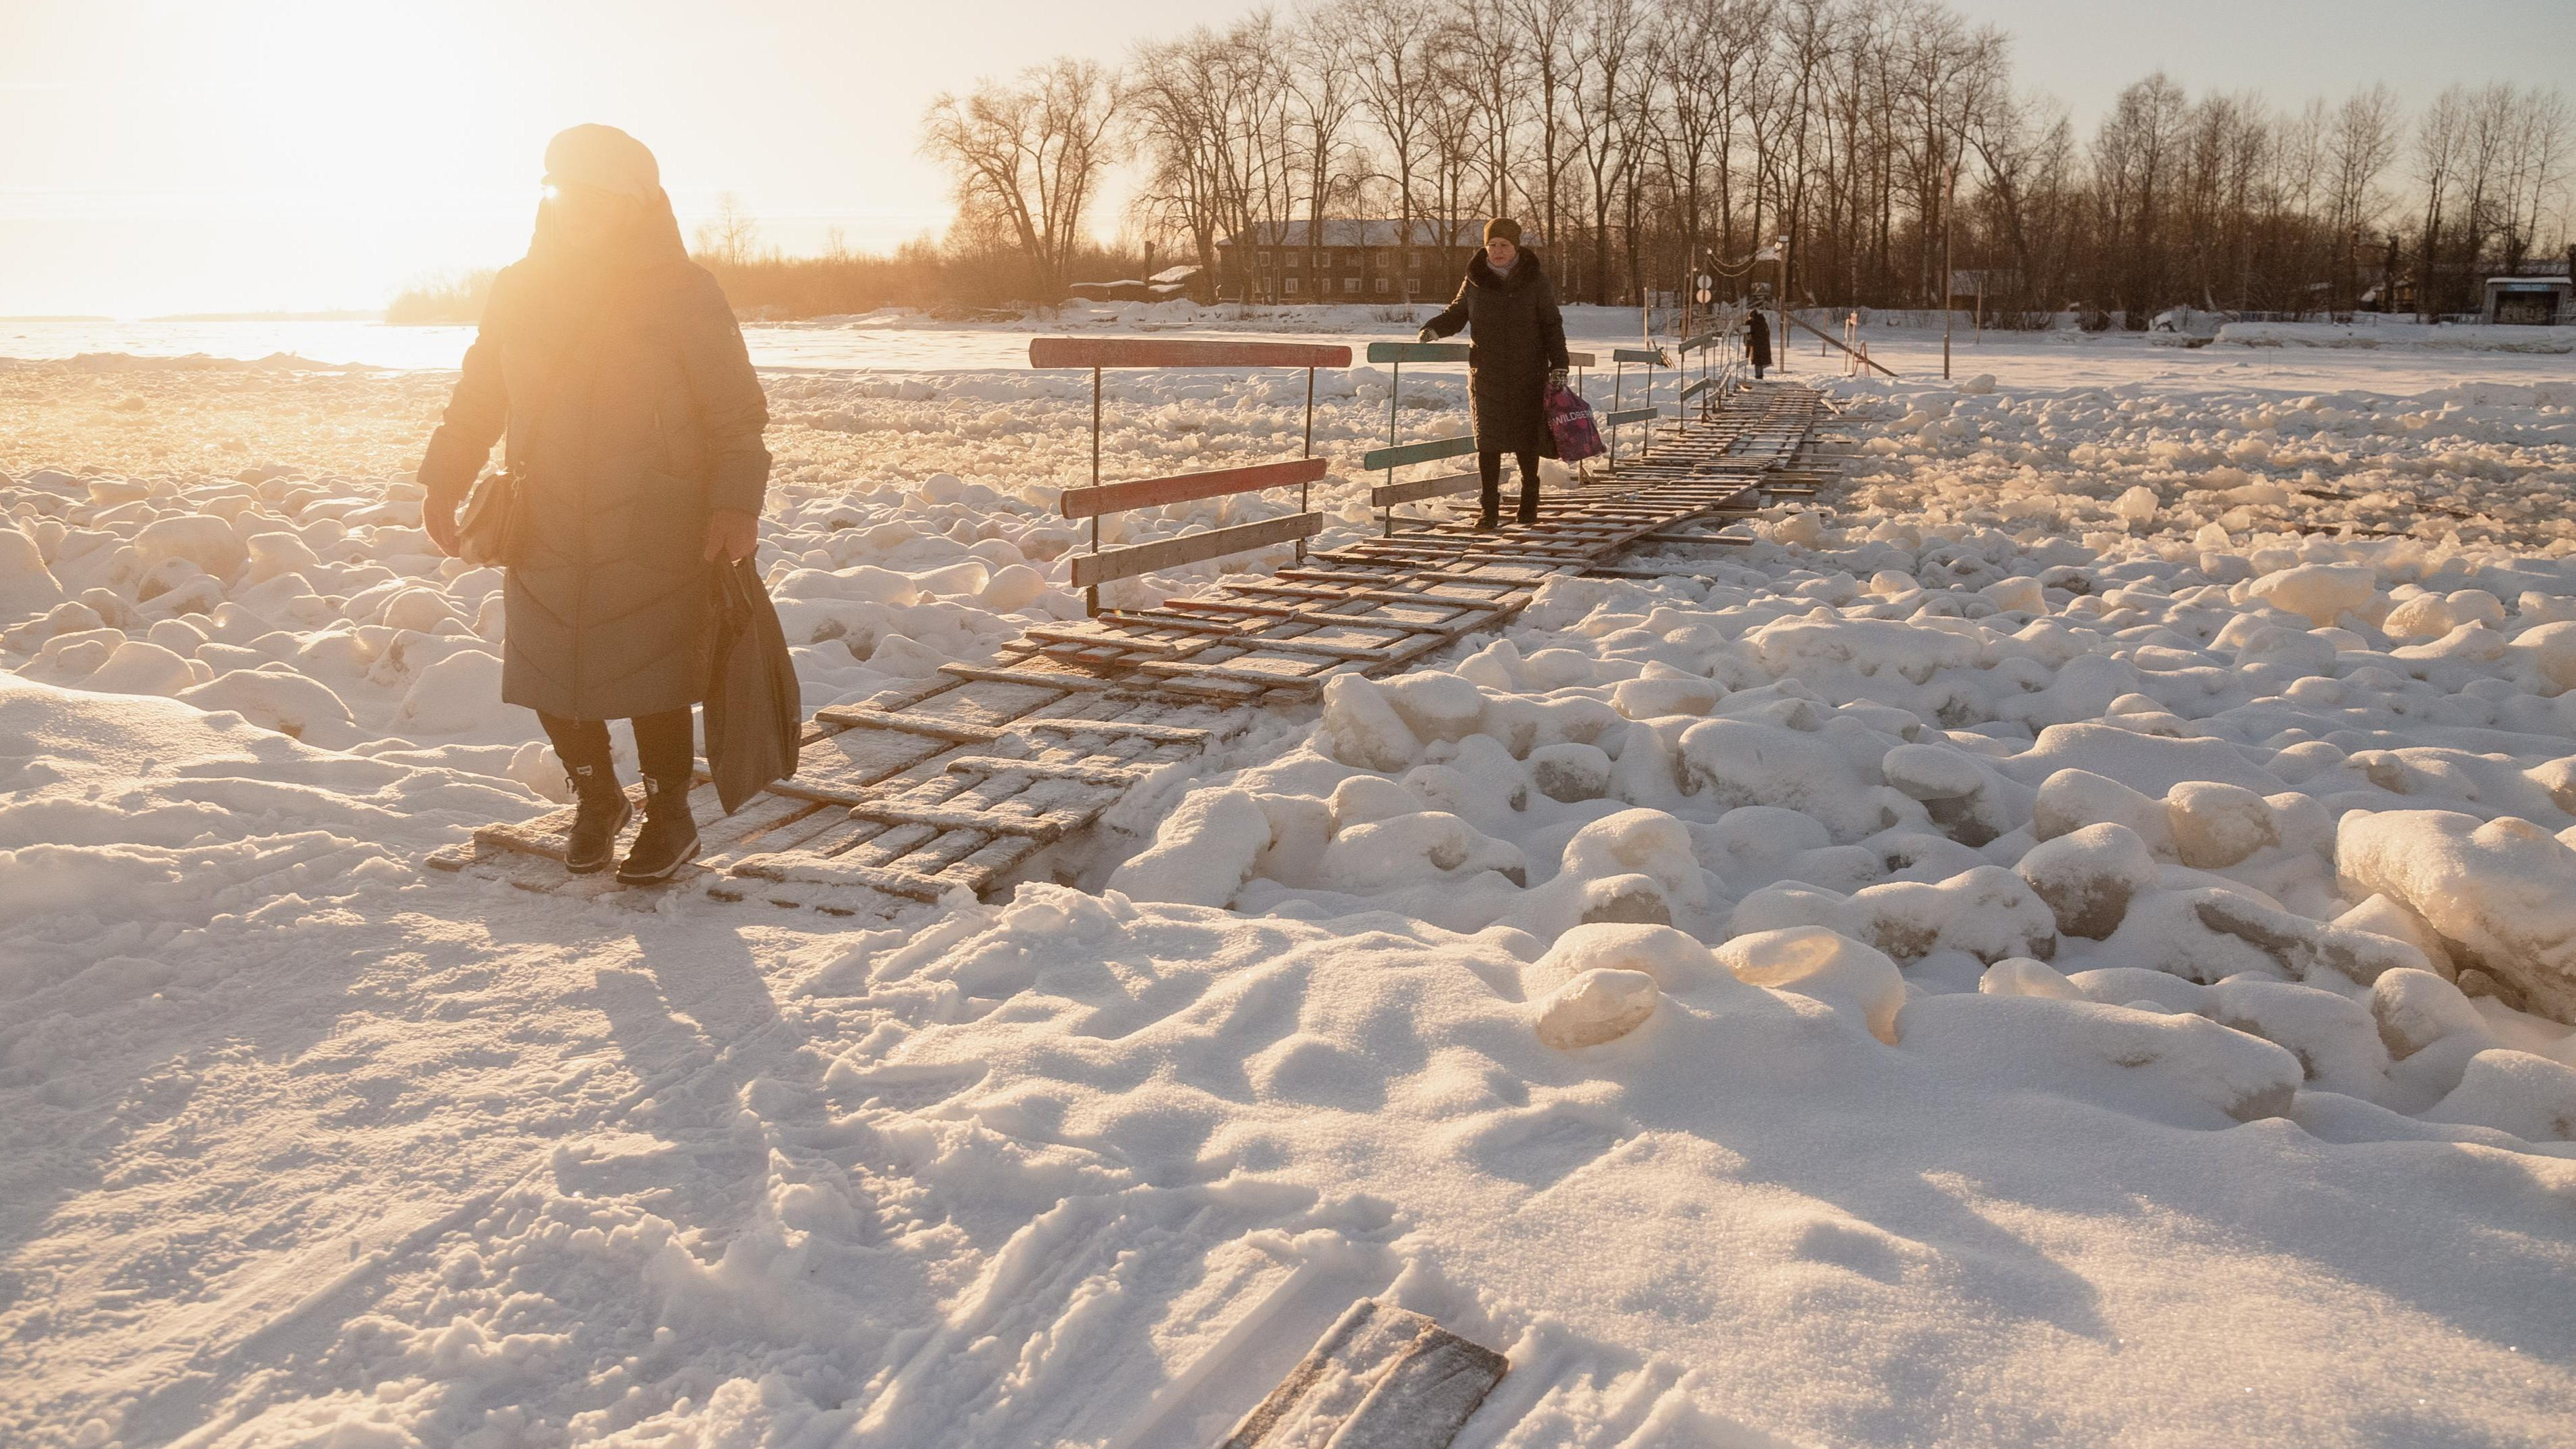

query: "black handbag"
left=455, top=467, right=522, bottom=567
left=702, top=557, right=802, bottom=814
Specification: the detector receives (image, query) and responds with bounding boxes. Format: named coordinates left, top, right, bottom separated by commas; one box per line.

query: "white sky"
left=1, top=0, right=2568, bottom=317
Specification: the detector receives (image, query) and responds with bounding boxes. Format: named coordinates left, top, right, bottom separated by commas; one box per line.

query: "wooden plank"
left=1059, top=455, right=1330, bottom=519
left=1029, top=336, right=1352, bottom=369
left=1360, top=435, right=1479, bottom=471
left=846, top=800, right=1092, bottom=842
left=936, top=662, right=1117, bottom=691
left=1602, top=407, right=1658, bottom=426
left=1069, top=512, right=1323, bottom=589
left=1369, top=471, right=1481, bottom=507
left=1219, top=1298, right=1507, bottom=1449
left=1363, top=341, right=1471, bottom=363
left=945, top=755, right=1151, bottom=785
left=1679, top=378, right=1714, bottom=401
left=1611, top=347, right=1664, bottom=364
left=1017, top=716, right=1214, bottom=744
left=811, top=705, right=1002, bottom=745
left=1563, top=350, right=1596, bottom=367
left=726, top=851, right=973, bottom=903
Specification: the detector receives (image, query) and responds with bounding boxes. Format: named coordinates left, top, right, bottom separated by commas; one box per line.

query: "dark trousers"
left=1478, top=449, right=1540, bottom=521
left=1752, top=362, right=1767, bottom=379
left=541, top=708, right=695, bottom=788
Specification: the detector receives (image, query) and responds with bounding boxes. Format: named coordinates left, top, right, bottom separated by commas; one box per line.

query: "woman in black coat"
left=421, top=125, right=770, bottom=884
left=1418, top=218, right=1570, bottom=528
left=1746, top=308, right=1773, bottom=379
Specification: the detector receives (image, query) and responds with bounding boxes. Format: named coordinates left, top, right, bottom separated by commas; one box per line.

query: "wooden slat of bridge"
left=427, top=381, right=1839, bottom=914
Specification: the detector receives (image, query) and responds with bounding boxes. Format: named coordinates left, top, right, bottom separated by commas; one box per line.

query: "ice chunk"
left=0, top=525, right=68, bottom=623
left=1319, top=675, right=1423, bottom=773
left=1677, top=718, right=1888, bottom=842
left=2367, top=968, right=2489, bottom=1061
left=2166, top=781, right=2280, bottom=869
left=1527, top=741, right=1613, bottom=803
left=1980, top=956, right=2085, bottom=999
left=979, top=563, right=1046, bottom=611
left=1322, top=811, right=1525, bottom=891
left=1717, top=926, right=1906, bottom=1044
left=2016, top=821, right=2158, bottom=939
left=2338, top=809, right=2576, bottom=1023
left=1533, top=967, right=1661, bottom=1050
left=134, top=513, right=247, bottom=580
left=1328, top=775, right=1423, bottom=834
left=178, top=668, right=357, bottom=747
left=2249, top=563, right=2376, bottom=628
left=1532, top=921, right=1724, bottom=992
left=2516, top=619, right=2576, bottom=691
left=2421, top=1050, right=2576, bottom=1143
left=394, top=649, right=502, bottom=733
left=2207, top=979, right=2391, bottom=1098
left=1380, top=672, right=1488, bottom=743
left=2112, top=485, right=2160, bottom=523
left=1108, top=788, right=1273, bottom=907
left=1609, top=674, right=1719, bottom=720
left=380, top=586, right=455, bottom=635
left=85, top=639, right=197, bottom=695
left=2031, top=767, right=2177, bottom=858
left=1843, top=865, right=2058, bottom=964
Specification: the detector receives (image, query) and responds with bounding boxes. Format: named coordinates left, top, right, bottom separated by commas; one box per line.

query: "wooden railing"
left=1031, top=336, right=1353, bottom=613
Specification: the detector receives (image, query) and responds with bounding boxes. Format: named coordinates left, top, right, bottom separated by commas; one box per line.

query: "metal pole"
left=1299, top=365, right=1314, bottom=561
left=1942, top=161, right=1955, bottom=382
left=1383, top=359, right=1399, bottom=537
left=1612, top=360, right=1624, bottom=468
left=1086, top=364, right=1101, bottom=616
left=1775, top=236, right=1787, bottom=377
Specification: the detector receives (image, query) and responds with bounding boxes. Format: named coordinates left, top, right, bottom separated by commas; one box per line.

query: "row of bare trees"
left=921, top=0, right=2571, bottom=321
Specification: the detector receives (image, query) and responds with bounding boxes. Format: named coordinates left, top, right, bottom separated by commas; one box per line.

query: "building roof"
left=1218, top=219, right=1541, bottom=249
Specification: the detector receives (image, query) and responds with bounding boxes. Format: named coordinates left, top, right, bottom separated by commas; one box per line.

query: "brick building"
left=1214, top=220, right=1539, bottom=304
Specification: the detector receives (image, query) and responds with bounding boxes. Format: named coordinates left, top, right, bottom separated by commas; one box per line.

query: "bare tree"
left=693, top=192, right=763, bottom=266
left=1344, top=0, right=1442, bottom=300
left=922, top=59, right=1122, bottom=301
left=2325, top=83, right=2401, bottom=308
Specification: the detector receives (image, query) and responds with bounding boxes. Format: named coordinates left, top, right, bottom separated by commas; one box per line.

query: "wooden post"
left=1086, top=364, right=1101, bottom=616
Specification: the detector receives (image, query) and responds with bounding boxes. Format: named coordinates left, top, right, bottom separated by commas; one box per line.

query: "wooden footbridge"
left=429, top=339, right=1850, bottom=914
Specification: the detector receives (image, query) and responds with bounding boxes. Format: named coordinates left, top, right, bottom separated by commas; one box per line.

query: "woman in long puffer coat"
left=1418, top=218, right=1570, bottom=529
left=1746, top=307, right=1773, bottom=379
left=420, top=125, right=770, bottom=883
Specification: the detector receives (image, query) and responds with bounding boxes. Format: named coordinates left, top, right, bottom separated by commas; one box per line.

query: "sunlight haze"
left=3, top=0, right=2569, bottom=316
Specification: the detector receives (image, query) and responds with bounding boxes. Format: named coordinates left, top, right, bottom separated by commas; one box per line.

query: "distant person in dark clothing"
left=420, top=125, right=771, bottom=884
left=1418, top=218, right=1570, bottom=529
left=1746, top=308, right=1772, bottom=379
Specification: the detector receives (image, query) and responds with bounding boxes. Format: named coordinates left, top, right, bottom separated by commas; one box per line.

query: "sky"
left=1, top=0, right=2569, bottom=317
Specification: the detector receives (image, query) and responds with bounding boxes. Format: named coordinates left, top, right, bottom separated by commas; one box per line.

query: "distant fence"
left=1029, top=336, right=1352, bottom=613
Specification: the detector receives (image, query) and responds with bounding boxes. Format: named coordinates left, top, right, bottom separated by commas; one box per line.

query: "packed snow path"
left=429, top=383, right=1841, bottom=913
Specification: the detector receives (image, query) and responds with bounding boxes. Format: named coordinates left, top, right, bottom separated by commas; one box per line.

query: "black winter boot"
left=616, top=775, right=701, bottom=884
left=563, top=763, right=632, bottom=875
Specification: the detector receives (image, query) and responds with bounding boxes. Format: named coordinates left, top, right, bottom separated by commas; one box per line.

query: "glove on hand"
left=1416, top=327, right=1437, bottom=344
left=1548, top=367, right=1570, bottom=389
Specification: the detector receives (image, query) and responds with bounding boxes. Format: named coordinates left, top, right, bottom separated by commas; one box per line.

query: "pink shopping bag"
left=1545, top=383, right=1606, bottom=463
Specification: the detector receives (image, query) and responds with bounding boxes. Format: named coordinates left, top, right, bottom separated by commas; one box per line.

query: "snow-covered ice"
left=5, top=323, right=2576, bottom=1446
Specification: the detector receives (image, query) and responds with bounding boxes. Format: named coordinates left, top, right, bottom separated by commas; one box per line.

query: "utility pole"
left=1942, top=161, right=1955, bottom=381
left=1775, top=234, right=1788, bottom=374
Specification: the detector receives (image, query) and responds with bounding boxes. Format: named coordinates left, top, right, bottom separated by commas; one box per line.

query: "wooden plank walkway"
left=427, top=380, right=1842, bottom=916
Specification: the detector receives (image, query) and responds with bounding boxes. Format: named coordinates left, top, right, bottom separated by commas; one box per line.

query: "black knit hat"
left=1484, top=217, right=1523, bottom=246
